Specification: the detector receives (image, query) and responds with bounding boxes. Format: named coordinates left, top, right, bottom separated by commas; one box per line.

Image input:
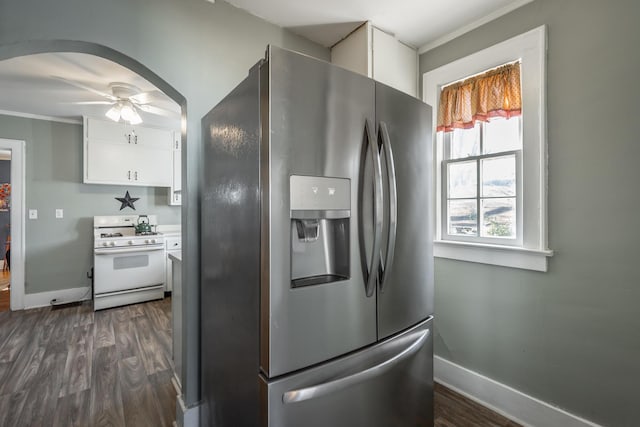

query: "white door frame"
left=0, top=138, right=25, bottom=310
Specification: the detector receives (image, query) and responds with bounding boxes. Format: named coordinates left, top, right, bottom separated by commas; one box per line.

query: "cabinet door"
left=131, top=145, right=172, bottom=187
left=131, top=125, right=173, bottom=150
left=168, top=132, right=182, bottom=205
left=371, top=28, right=417, bottom=97
left=86, top=140, right=135, bottom=184
left=86, top=117, right=133, bottom=145
left=173, top=135, right=182, bottom=192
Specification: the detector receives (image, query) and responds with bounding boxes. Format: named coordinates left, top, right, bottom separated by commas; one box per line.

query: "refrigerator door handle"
left=282, top=328, right=430, bottom=404
left=364, top=119, right=383, bottom=298
left=378, top=121, right=397, bottom=293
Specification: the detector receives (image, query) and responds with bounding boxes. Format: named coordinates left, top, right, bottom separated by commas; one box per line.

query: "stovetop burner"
left=101, top=232, right=123, bottom=238
left=135, top=231, right=159, bottom=236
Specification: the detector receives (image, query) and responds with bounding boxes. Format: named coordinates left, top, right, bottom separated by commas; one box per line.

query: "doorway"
left=0, top=148, right=11, bottom=311
left=0, top=138, right=24, bottom=311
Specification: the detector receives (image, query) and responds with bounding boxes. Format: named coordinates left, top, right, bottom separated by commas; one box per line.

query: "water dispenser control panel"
left=290, top=175, right=350, bottom=218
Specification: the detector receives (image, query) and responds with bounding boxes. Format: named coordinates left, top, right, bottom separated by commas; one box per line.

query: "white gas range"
left=93, top=215, right=166, bottom=311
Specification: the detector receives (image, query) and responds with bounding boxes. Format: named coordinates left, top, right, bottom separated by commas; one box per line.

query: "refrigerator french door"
left=200, top=45, right=433, bottom=427
left=375, top=82, right=434, bottom=340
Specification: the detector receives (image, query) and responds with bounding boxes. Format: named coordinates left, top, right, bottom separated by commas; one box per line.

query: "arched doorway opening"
left=0, top=40, right=187, bottom=311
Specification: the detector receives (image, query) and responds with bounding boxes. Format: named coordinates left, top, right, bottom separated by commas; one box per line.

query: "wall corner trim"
left=434, top=356, right=603, bottom=427
left=23, top=286, right=91, bottom=309
left=175, top=391, right=200, bottom=427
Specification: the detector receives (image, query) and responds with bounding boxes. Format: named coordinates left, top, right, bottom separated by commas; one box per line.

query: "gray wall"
left=420, top=1, right=640, bottom=425
left=0, top=0, right=328, bottom=406
left=0, top=115, right=181, bottom=294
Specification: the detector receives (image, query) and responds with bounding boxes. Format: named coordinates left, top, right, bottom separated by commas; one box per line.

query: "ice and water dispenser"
left=290, top=175, right=350, bottom=288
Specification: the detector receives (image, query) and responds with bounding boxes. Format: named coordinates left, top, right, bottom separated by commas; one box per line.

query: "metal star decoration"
left=115, top=191, right=140, bottom=211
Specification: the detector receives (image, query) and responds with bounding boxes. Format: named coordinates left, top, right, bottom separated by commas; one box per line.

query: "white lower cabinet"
left=165, top=235, right=182, bottom=292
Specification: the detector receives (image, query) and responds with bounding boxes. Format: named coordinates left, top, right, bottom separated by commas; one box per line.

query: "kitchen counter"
left=157, top=224, right=181, bottom=237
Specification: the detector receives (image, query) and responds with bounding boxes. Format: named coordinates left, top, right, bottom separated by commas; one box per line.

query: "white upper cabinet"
left=84, top=116, right=173, bottom=187
left=168, top=131, right=182, bottom=206
left=331, top=22, right=418, bottom=97
left=331, top=23, right=372, bottom=77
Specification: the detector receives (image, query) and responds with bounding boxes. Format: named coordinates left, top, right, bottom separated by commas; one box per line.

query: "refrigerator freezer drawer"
left=262, top=317, right=433, bottom=427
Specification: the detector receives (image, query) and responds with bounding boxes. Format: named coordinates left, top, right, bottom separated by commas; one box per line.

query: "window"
left=424, top=26, right=553, bottom=271
left=442, top=116, right=521, bottom=244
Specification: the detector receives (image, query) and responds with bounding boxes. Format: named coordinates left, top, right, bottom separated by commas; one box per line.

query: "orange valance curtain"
left=437, top=62, right=521, bottom=132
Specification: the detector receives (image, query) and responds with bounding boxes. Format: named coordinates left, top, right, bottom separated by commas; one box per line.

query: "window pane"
left=449, top=124, right=480, bottom=159
left=481, top=198, right=516, bottom=238
left=448, top=161, right=477, bottom=198
left=448, top=200, right=477, bottom=236
left=482, top=155, right=516, bottom=197
left=483, top=116, right=521, bottom=154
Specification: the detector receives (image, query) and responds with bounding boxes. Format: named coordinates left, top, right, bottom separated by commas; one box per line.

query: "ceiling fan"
left=55, top=77, right=177, bottom=125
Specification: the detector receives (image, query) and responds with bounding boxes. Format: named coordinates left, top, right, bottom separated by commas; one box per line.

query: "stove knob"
left=145, top=239, right=150, bottom=244
left=102, top=242, right=108, bottom=247
left=128, top=240, right=134, bottom=245
left=151, top=239, right=157, bottom=244
left=109, top=241, right=116, bottom=247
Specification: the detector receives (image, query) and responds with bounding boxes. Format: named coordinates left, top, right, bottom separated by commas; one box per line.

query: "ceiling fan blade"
left=66, top=101, right=115, bottom=105
left=129, top=90, right=167, bottom=105
left=137, top=104, right=178, bottom=117
left=51, top=76, right=118, bottom=101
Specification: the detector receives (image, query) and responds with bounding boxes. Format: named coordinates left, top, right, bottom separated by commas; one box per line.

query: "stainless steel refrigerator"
left=201, top=46, right=434, bottom=427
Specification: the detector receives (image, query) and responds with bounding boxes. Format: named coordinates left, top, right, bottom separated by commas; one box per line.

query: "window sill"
left=434, top=240, right=553, bottom=272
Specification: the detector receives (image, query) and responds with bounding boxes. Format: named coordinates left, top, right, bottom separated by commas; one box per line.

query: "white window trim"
left=423, top=25, right=553, bottom=272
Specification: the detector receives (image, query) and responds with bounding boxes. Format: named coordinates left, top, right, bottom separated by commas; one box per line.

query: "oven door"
left=94, top=245, right=166, bottom=294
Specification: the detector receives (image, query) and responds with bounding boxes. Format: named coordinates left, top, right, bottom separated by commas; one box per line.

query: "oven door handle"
left=94, top=245, right=165, bottom=255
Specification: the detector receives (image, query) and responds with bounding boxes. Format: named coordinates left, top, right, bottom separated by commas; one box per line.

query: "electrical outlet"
left=55, top=209, right=64, bottom=219
left=29, top=209, right=38, bottom=219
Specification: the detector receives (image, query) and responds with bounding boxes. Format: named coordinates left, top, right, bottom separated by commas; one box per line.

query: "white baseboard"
left=434, top=356, right=602, bottom=427
left=23, top=286, right=91, bottom=309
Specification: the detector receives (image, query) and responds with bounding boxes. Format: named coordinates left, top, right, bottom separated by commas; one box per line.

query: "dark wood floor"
left=435, top=382, right=521, bottom=427
left=0, top=296, right=519, bottom=427
left=0, top=298, right=175, bottom=427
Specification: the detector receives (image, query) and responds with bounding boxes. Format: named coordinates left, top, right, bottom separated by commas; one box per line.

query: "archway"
left=0, top=39, right=187, bottom=310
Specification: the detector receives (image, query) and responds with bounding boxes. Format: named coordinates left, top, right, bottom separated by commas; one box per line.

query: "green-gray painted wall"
left=0, top=0, right=329, bottom=405
left=0, top=115, right=181, bottom=294
left=419, top=1, right=640, bottom=425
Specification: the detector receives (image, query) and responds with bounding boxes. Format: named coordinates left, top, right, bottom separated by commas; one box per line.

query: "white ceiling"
left=0, top=1, right=528, bottom=126
left=0, top=53, right=180, bottom=128
left=225, top=0, right=530, bottom=48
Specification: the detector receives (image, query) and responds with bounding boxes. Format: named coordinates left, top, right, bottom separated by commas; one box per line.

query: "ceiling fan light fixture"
left=120, top=102, right=135, bottom=121
left=120, top=102, right=143, bottom=125
left=105, top=105, right=121, bottom=122
left=129, top=109, right=143, bottom=125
